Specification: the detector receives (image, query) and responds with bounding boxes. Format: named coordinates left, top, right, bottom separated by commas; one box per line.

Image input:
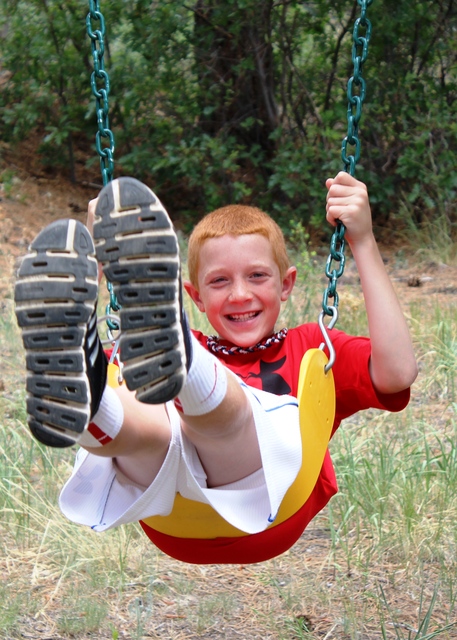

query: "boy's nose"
left=229, top=280, right=252, bottom=301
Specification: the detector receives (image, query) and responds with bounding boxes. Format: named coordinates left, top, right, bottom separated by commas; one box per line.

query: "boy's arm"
left=326, top=172, right=418, bottom=394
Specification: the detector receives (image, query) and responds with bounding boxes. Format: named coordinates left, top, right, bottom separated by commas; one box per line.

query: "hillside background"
left=1, top=0, right=457, bottom=242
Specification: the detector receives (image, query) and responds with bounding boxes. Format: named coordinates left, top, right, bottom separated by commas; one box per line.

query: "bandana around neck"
left=206, top=328, right=288, bottom=355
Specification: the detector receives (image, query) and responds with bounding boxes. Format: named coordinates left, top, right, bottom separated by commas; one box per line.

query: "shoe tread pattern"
left=94, top=178, right=187, bottom=404
left=14, top=219, right=98, bottom=447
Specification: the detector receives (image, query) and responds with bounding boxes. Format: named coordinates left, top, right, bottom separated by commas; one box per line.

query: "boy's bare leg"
left=15, top=179, right=261, bottom=489
left=179, top=370, right=261, bottom=487
left=85, top=384, right=171, bottom=487
left=13, top=218, right=173, bottom=469
left=92, top=177, right=261, bottom=487
left=90, top=371, right=260, bottom=489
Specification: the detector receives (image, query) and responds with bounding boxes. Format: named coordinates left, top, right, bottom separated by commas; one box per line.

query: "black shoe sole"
left=14, top=219, right=99, bottom=447
left=93, top=177, right=188, bottom=404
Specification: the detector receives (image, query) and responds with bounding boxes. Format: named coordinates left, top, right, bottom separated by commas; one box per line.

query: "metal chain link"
left=87, top=1, right=120, bottom=332
left=86, top=0, right=115, bottom=186
left=321, top=0, right=373, bottom=320
left=341, top=0, right=373, bottom=176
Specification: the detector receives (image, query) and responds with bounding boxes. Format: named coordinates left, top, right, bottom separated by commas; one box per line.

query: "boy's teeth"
left=228, top=312, right=257, bottom=322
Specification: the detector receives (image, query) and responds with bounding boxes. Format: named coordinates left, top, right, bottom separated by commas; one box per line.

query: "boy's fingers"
left=327, top=187, right=354, bottom=203
left=334, top=170, right=355, bottom=184
left=328, top=181, right=367, bottom=200
left=330, top=171, right=366, bottom=193
left=86, top=197, right=98, bottom=234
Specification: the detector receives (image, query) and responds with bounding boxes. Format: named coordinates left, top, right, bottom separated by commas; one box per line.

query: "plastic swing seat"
left=130, top=348, right=336, bottom=565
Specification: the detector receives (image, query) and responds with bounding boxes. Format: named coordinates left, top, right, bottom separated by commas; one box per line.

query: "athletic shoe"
left=14, top=219, right=107, bottom=448
left=93, top=177, right=192, bottom=404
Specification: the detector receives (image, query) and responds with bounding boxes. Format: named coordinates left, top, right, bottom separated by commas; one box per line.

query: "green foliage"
left=0, top=1, right=93, bottom=179
left=1, top=0, right=457, bottom=233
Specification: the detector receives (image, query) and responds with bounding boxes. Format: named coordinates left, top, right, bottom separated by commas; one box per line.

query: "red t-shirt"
left=140, top=324, right=410, bottom=563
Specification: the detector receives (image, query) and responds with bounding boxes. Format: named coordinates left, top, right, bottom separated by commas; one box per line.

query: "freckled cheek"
left=212, top=289, right=231, bottom=306
left=204, top=297, right=226, bottom=321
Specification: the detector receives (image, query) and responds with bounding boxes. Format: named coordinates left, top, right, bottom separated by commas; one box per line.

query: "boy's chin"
left=221, top=330, right=273, bottom=349
left=214, top=317, right=277, bottom=348
left=217, top=333, right=255, bottom=348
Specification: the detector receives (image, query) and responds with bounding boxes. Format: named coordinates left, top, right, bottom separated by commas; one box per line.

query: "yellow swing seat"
left=122, top=348, right=336, bottom=563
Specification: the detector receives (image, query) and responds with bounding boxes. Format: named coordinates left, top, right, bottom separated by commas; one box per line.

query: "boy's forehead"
left=200, top=233, right=273, bottom=255
left=198, top=234, right=277, bottom=271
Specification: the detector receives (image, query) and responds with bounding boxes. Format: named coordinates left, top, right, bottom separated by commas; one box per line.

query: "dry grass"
left=1, top=173, right=457, bottom=639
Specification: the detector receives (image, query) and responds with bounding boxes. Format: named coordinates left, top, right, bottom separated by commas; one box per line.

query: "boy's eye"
left=251, top=272, right=267, bottom=279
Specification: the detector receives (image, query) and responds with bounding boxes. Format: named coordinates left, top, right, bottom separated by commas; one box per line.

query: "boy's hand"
left=325, top=171, right=372, bottom=247
left=87, top=197, right=98, bottom=235
left=326, top=173, right=418, bottom=394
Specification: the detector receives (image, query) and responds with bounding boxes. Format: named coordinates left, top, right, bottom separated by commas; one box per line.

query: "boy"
left=14, top=173, right=417, bottom=564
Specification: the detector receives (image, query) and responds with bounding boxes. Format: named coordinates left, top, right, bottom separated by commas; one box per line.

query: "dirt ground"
left=1, top=158, right=457, bottom=640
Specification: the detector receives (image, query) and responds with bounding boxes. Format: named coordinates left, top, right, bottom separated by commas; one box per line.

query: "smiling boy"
left=14, top=174, right=417, bottom=563
left=186, top=213, right=295, bottom=349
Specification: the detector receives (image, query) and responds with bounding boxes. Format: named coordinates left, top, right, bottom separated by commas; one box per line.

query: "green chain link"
left=87, top=1, right=120, bottom=329
left=86, top=0, right=115, bottom=186
left=322, top=0, right=373, bottom=318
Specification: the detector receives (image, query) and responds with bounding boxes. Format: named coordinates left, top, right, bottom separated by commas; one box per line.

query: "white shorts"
left=59, top=383, right=301, bottom=535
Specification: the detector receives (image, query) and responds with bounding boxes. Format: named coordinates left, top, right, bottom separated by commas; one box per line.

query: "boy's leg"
left=176, top=356, right=262, bottom=488
left=93, top=178, right=261, bottom=486
left=13, top=218, right=171, bottom=477
left=15, top=178, right=261, bottom=486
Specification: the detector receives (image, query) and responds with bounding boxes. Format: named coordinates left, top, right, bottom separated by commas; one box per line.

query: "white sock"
left=78, top=385, right=124, bottom=447
left=174, top=335, right=228, bottom=416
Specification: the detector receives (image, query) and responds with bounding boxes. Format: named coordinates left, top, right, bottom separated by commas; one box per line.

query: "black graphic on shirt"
left=244, top=356, right=291, bottom=395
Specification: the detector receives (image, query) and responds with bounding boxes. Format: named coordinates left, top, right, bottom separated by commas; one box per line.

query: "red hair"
left=187, top=205, right=290, bottom=287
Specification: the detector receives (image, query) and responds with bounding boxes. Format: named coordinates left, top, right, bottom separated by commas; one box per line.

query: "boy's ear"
left=280, top=266, right=297, bottom=301
left=183, top=280, right=206, bottom=312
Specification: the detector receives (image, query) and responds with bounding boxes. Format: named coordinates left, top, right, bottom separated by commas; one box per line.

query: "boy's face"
left=184, top=234, right=296, bottom=347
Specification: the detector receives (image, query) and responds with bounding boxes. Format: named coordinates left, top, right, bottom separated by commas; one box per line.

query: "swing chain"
left=341, top=0, right=373, bottom=177
left=321, top=0, right=373, bottom=322
left=86, top=0, right=115, bottom=187
left=322, top=224, right=346, bottom=315
left=106, top=282, right=121, bottom=314
left=87, top=1, right=120, bottom=333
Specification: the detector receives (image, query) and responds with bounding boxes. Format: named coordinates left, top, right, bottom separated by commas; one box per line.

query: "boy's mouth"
left=226, top=311, right=260, bottom=322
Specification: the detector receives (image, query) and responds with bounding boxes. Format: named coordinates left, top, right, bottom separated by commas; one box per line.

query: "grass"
left=1, top=245, right=457, bottom=639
